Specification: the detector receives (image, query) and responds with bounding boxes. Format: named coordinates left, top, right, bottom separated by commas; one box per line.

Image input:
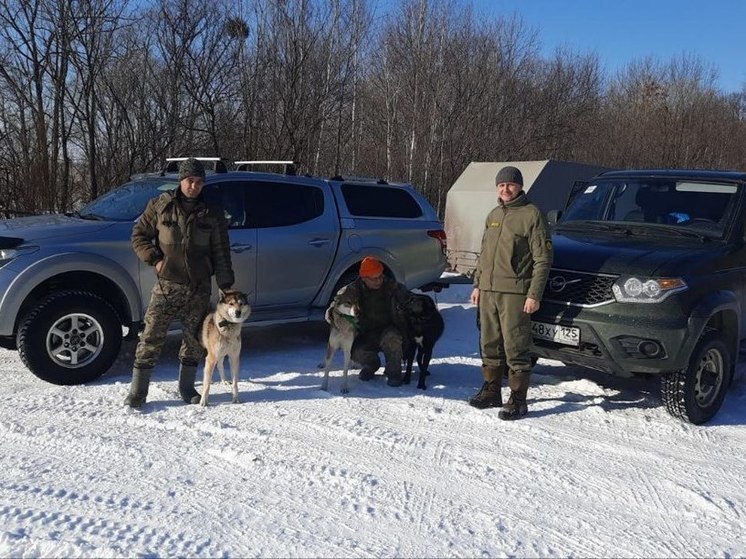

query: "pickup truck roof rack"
left=235, top=160, right=298, bottom=176
left=330, top=175, right=389, bottom=185
left=162, top=157, right=229, bottom=175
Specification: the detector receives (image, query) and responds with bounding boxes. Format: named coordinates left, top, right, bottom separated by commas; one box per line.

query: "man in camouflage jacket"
left=468, top=165, right=552, bottom=420
left=124, top=158, right=234, bottom=408
left=331, top=256, right=411, bottom=387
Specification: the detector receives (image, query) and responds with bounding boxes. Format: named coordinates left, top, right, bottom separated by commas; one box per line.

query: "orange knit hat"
left=359, top=256, right=384, bottom=278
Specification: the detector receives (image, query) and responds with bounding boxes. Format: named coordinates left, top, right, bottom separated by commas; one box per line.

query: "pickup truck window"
left=246, top=181, right=324, bottom=228
left=80, top=179, right=177, bottom=221
left=342, top=184, right=423, bottom=218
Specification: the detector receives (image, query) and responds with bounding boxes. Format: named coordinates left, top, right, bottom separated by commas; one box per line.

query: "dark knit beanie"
left=179, top=158, right=206, bottom=180
left=495, top=165, right=523, bottom=187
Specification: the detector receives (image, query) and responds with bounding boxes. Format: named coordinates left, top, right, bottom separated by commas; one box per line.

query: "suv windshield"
left=559, top=178, right=739, bottom=238
left=79, top=179, right=178, bottom=221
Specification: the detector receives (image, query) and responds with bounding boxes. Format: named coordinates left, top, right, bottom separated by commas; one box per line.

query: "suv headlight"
left=612, top=276, right=687, bottom=303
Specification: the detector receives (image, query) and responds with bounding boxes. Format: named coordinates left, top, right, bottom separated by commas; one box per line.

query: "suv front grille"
left=542, top=269, right=617, bottom=307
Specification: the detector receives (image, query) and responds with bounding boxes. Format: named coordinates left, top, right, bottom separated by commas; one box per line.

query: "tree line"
left=1, top=0, right=745, bottom=218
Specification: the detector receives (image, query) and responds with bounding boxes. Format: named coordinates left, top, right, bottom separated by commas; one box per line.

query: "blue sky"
left=460, top=0, right=745, bottom=93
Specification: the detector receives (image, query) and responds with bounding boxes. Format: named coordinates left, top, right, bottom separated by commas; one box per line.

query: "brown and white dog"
left=320, top=301, right=359, bottom=394
left=200, top=289, right=251, bottom=406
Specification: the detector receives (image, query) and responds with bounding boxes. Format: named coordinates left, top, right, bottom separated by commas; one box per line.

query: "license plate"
left=531, top=321, right=580, bottom=346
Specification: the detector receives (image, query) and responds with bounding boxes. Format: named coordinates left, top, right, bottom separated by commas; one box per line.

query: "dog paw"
left=417, top=384, right=427, bottom=390
left=232, top=397, right=240, bottom=404
left=340, top=387, right=349, bottom=394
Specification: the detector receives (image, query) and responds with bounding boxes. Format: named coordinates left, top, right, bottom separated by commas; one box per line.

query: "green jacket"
left=333, top=276, right=410, bottom=334
left=132, top=189, right=234, bottom=289
left=473, top=192, right=552, bottom=301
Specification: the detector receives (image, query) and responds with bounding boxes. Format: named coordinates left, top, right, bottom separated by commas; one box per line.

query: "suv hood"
left=553, top=229, right=726, bottom=276
left=0, top=214, right=116, bottom=243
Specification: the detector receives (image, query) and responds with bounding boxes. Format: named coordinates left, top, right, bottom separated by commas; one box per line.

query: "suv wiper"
left=636, top=224, right=711, bottom=242
left=76, top=212, right=105, bottom=221
left=556, top=221, right=633, bottom=234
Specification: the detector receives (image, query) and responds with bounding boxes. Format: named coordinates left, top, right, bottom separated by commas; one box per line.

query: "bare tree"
left=2, top=0, right=746, bottom=218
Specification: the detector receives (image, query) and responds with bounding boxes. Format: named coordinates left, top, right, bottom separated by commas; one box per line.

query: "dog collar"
left=341, top=313, right=358, bottom=328
left=218, top=319, right=231, bottom=328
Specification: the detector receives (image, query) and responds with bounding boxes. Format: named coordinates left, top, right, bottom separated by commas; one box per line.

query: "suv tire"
left=661, top=332, right=731, bottom=425
left=17, top=290, right=122, bottom=385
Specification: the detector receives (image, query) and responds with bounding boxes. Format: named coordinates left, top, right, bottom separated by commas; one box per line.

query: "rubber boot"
left=498, top=370, right=529, bottom=420
left=178, top=363, right=201, bottom=404
left=124, top=367, right=152, bottom=408
left=468, top=365, right=504, bottom=409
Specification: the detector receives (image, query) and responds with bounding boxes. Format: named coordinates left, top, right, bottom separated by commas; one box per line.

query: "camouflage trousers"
left=351, top=326, right=403, bottom=375
left=134, top=279, right=211, bottom=369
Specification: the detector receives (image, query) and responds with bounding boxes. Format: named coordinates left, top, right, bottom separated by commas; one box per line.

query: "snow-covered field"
left=1, top=284, right=745, bottom=558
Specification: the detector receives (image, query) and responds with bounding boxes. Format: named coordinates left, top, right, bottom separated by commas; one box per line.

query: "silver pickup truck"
left=0, top=161, right=447, bottom=385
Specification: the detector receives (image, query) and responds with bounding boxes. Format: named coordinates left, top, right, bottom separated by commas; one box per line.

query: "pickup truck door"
left=204, top=181, right=257, bottom=304
left=247, top=179, right=339, bottom=311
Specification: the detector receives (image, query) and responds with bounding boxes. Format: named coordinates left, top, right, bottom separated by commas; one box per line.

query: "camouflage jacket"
left=132, top=189, right=234, bottom=290
left=473, top=192, right=552, bottom=301
left=333, top=276, right=410, bottom=334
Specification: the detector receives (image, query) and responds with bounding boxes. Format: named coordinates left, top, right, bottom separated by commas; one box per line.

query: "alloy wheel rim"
left=46, top=313, right=105, bottom=369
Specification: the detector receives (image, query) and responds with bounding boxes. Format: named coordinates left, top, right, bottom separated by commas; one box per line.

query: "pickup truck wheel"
left=661, top=332, right=731, bottom=425
left=17, top=290, right=122, bottom=385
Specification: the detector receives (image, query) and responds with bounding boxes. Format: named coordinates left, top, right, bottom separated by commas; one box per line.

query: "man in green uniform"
left=124, top=158, right=234, bottom=408
left=331, top=256, right=410, bottom=387
left=468, top=166, right=552, bottom=420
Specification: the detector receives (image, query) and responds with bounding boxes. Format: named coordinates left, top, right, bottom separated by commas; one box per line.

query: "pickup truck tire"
left=661, top=332, right=731, bottom=425
left=17, top=290, right=122, bottom=385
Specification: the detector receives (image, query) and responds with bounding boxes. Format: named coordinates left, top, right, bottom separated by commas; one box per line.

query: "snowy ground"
left=1, top=284, right=745, bottom=558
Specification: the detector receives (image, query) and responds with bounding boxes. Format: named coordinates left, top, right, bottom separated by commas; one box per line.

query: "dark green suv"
left=531, top=169, right=745, bottom=424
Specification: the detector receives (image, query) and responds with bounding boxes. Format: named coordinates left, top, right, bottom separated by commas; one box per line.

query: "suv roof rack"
left=162, top=157, right=229, bottom=175
left=330, top=175, right=389, bottom=185
left=235, top=160, right=298, bottom=176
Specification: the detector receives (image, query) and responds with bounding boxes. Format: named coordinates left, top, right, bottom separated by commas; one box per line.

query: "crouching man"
left=331, top=256, right=410, bottom=386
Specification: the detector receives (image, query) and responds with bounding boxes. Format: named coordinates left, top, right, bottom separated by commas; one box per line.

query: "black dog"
left=396, top=293, right=444, bottom=390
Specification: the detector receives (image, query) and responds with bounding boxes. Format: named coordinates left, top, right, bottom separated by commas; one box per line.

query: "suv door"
left=246, top=178, right=339, bottom=314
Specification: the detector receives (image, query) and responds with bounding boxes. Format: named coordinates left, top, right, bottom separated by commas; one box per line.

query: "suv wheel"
left=661, top=332, right=731, bottom=425
left=17, top=290, right=122, bottom=385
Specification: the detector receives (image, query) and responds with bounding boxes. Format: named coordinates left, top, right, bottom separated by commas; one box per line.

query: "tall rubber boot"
left=178, top=363, right=201, bottom=404
left=499, top=370, right=529, bottom=420
left=124, top=367, right=152, bottom=408
left=468, top=365, right=504, bottom=409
